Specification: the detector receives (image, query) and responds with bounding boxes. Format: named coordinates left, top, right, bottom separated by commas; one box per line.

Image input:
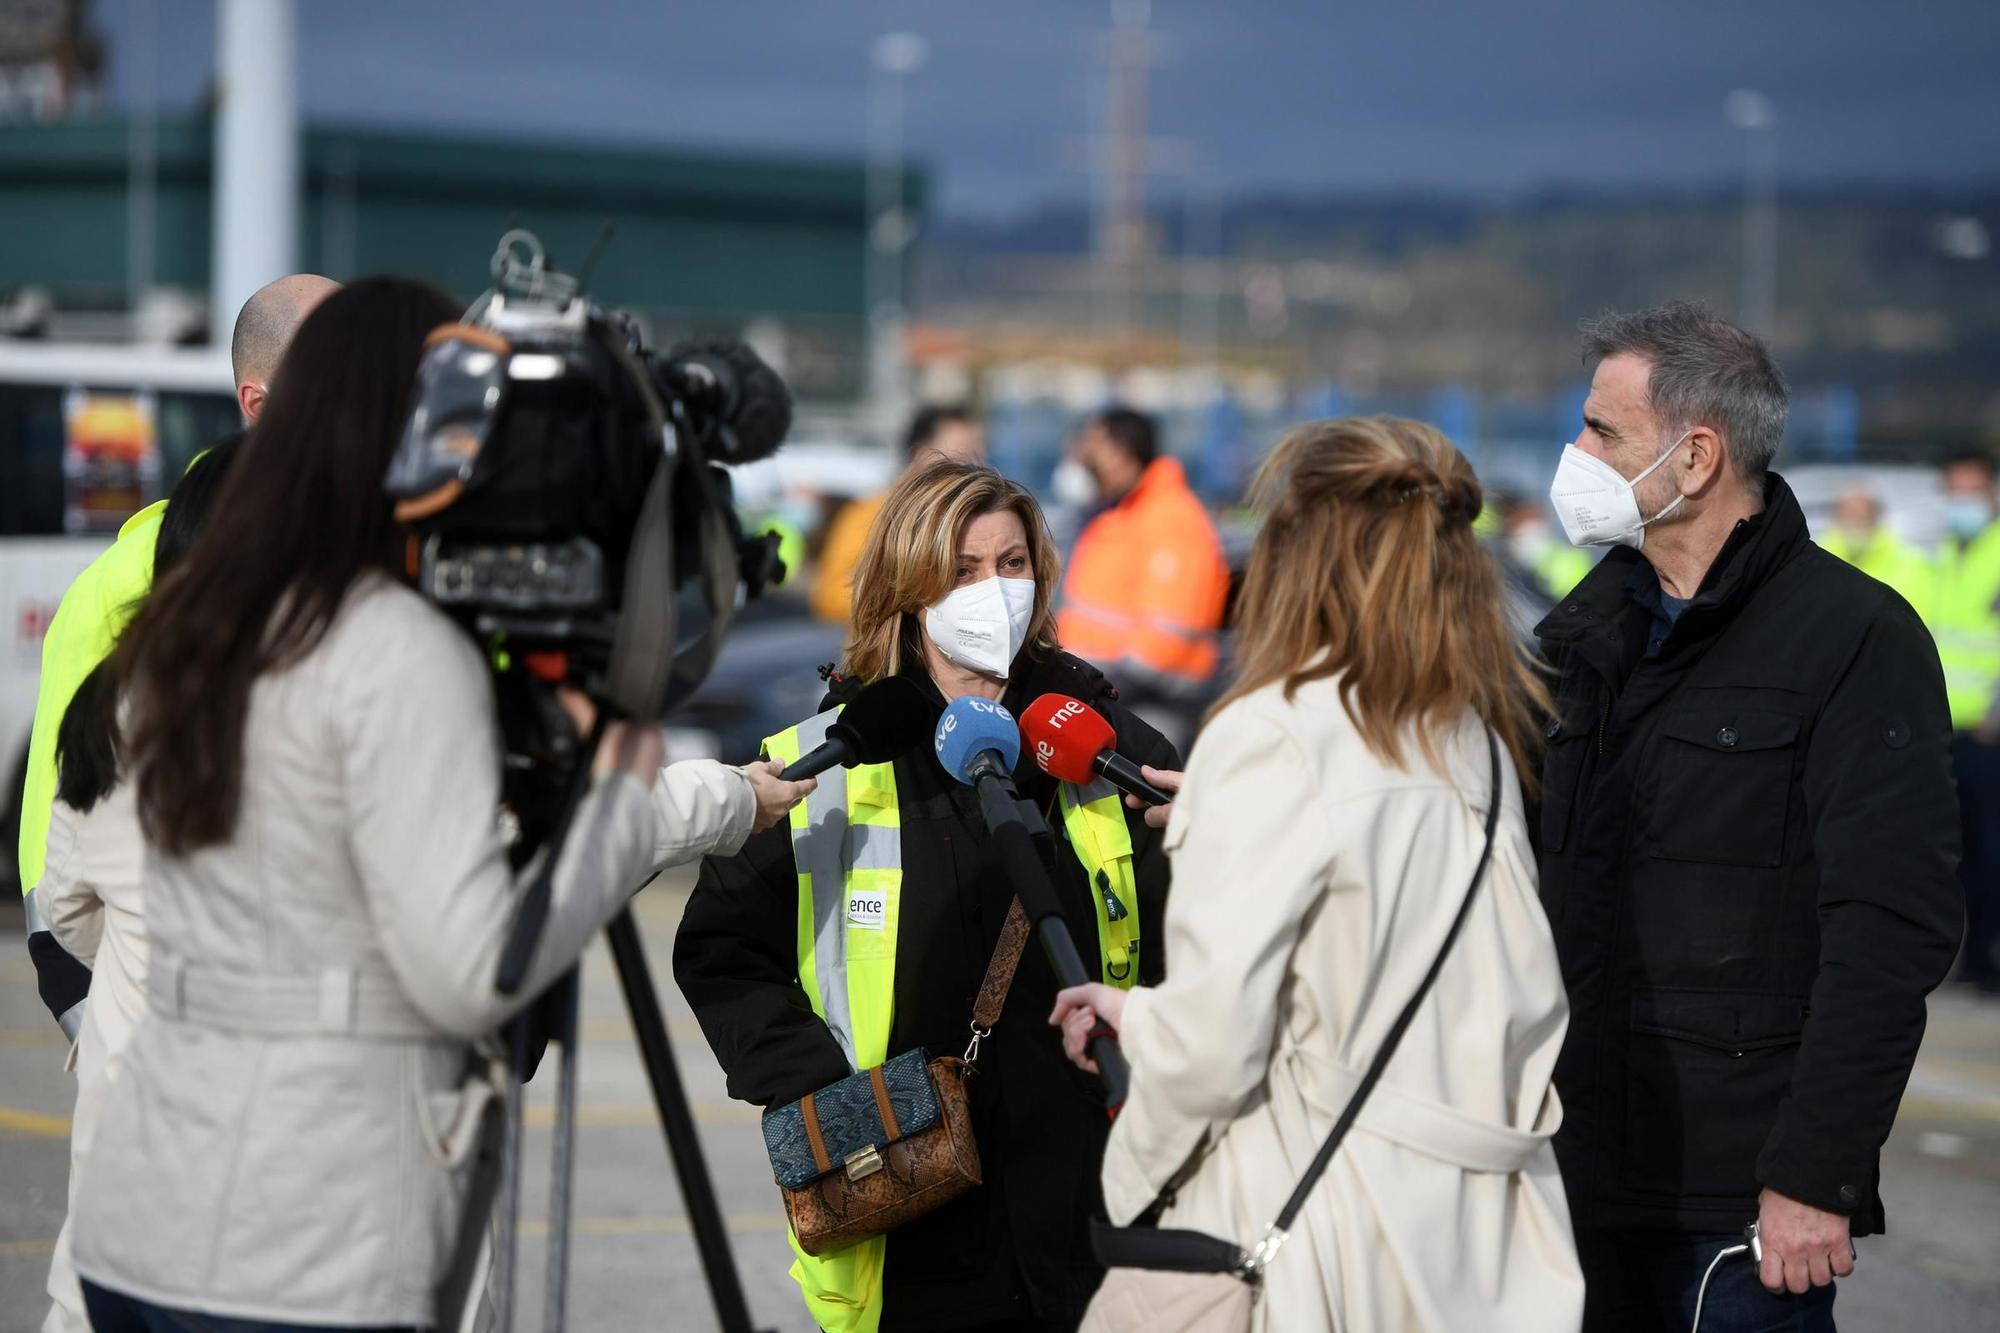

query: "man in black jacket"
left=1535, top=303, right=1961, bottom=1332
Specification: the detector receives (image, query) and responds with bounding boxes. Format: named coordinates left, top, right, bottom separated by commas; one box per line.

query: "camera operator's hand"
left=743, top=759, right=815, bottom=833
left=593, top=721, right=664, bottom=783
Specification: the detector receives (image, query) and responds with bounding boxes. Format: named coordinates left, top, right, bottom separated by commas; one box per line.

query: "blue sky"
left=105, top=0, right=2000, bottom=218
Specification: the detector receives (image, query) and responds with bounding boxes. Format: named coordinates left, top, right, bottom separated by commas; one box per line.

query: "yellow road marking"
left=522, top=1102, right=758, bottom=1129
left=1896, top=1091, right=2000, bottom=1124
left=0, top=1216, right=789, bottom=1257
left=0, top=1100, right=755, bottom=1139
left=0, top=1105, right=72, bottom=1137
left=519, top=1213, right=787, bottom=1238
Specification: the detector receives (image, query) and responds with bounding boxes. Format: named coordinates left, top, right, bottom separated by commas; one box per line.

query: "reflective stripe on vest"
left=763, top=710, right=902, bottom=1073
left=1932, top=526, right=2000, bottom=730
left=1059, top=777, right=1141, bottom=987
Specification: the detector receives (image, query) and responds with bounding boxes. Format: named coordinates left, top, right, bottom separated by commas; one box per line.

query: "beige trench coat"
left=1101, top=676, right=1584, bottom=1333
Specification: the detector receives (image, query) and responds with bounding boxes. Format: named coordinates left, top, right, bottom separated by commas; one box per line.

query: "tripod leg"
left=543, top=969, right=581, bottom=1333
left=604, top=907, right=769, bottom=1333
left=490, top=1019, right=530, bottom=1333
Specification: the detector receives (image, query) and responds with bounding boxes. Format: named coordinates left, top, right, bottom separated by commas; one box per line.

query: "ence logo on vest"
left=847, top=889, right=888, bottom=931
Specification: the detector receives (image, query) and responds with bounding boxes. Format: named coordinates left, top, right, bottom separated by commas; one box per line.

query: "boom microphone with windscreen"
left=1019, top=694, right=1172, bottom=806
left=777, top=676, right=939, bottom=781
left=933, top=696, right=1130, bottom=1110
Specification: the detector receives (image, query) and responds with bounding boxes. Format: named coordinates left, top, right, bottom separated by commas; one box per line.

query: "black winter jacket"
left=674, top=648, right=1178, bottom=1330
left=1534, top=474, right=1961, bottom=1237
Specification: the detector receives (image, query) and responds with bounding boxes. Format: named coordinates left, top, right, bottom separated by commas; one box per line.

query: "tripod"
left=457, top=714, right=774, bottom=1333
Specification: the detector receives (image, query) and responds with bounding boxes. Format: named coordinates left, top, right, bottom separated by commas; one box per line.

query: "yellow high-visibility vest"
left=1819, top=528, right=1935, bottom=621
left=18, top=500, right=167, bottom=894
left=1929, top=523, right=2000, bottom=730
left=762, top=705, right=1139, bottom=1333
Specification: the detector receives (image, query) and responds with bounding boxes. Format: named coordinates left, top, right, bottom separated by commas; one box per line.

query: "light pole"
left=126, top=0, right=158, bottom=313
left=866, top=31, right=928, bottom=436
left=212, top=0, right=300, bottom=340
left=1724, top=89, right=1777, bottom=340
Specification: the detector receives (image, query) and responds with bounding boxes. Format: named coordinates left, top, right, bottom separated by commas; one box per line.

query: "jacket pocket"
left=1649, top=709, right=1799, bottom=868
left=1623, top=988, right=1806, bottom=1201
left=1538, top=698, right=1597, bottom=855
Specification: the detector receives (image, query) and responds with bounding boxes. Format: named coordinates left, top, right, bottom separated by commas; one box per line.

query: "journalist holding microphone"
left=1053, top=418, right=1585, bottom=1332
left=63, top=277, right=808, bottom=1333
left=675, top=461, right=1178, bottom=1333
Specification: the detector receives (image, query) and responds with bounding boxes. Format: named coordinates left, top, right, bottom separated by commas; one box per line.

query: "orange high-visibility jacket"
left=1058, top=457, right=1230, bottom=688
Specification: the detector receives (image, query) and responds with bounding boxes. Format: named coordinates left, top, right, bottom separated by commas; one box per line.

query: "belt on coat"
left=146, top=945, right=438, bottom=1040
left=1289, top=1047, right=1560, bottom=1175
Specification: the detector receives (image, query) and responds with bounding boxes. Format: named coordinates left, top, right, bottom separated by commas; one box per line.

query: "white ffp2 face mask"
left=924, top=576, right=1038, bottom=678
left=1548, top=430, right=1691, bottom=550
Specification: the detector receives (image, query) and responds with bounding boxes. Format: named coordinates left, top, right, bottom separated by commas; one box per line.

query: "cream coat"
left=68, top=577, right=760, bottom=1327
left=40, top=787, right=146, bottom=1333
left=1101, top=677, right=1583, bottom=1333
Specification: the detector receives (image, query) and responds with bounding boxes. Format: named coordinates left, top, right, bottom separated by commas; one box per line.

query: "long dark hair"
left=119, top=277, right=461, bottom=854
left=56, top=435, right=244, bottom=812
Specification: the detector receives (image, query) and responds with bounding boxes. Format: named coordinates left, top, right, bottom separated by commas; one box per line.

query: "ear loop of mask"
left=1633, top=428, right=1693, bottom=528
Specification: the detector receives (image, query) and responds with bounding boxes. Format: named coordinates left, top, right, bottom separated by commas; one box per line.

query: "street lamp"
left=1724, top=89, right=1777, bottom=340
left=866, top=31, right=929, bottom=432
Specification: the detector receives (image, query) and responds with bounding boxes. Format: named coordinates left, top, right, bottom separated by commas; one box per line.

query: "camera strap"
left=599, top=332, right=742, bottom=721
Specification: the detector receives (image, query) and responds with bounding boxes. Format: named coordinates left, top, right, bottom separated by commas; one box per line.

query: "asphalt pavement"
left=4, top=878, right=1998, bottom=1332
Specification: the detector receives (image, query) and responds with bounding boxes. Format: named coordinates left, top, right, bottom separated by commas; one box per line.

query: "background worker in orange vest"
left=810, top=404, right=985, bottom=622
left=1057, top=407, right=1231, bottom=736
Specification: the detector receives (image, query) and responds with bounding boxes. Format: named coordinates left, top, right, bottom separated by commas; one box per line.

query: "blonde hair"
left=843, top=460, right=1062, bottom=683
left=1214, top=416, right=1550, bottom=785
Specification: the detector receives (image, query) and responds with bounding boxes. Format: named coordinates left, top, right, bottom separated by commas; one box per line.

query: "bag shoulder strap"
left=970, top=897, right=1032, bottom=1037
left=1266, top=728, right=1504, bottom=1235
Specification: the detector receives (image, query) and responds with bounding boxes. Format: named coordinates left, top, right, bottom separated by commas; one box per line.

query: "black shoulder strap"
left=1268, top=727, right=1504, bottom=1233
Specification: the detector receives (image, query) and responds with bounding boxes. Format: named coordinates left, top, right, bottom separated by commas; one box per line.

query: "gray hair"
left=1580, top=302, right=1788, bottom=480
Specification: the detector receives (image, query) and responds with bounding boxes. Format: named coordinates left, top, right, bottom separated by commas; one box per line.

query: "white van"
left=0, top=342, right=238, bottom=891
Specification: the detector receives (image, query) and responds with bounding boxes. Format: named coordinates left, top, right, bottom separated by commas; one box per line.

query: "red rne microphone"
left=1020, top=694, right=1173, bottom=805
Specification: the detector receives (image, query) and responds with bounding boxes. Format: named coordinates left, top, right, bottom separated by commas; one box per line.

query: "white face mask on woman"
left=924, top=576, right=1038, bottom=678
left=1547, top=429, right=1691, bottom=550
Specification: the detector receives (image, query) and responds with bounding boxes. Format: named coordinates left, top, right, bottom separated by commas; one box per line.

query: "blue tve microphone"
left=933, top=695, right=1021, bottom=785
left=931, top=695, right=1130, bottom=1112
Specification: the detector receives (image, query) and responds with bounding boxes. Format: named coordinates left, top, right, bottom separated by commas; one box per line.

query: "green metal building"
left=0, top=115, right=911, bottom=399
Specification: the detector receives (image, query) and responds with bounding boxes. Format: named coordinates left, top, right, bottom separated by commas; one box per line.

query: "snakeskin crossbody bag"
left=760, top=897, right=1033, bottom=1255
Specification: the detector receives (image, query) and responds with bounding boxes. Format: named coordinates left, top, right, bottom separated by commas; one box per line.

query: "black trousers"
left=1574, top=1229, right=1837, bottom=1333
left=1953, top=733, right=2000, bottom=988
left=81, top=1280, right=422, bottom=1333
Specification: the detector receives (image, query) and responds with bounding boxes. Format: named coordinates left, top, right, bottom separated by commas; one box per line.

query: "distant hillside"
left=919, top=185, right=2000, bottom=452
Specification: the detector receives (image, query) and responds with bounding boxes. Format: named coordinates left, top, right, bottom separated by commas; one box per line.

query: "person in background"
left=1499, top=492, right=1594, bottom=604
left=1819, top=487, right=1932, bottom=618
left=810, top=404, right=986, bottom=623
left=19, top=274, right=338, bottom=1045
left=35, top=440, right=239, bottom=1333
left=1537, top=303, right=1960, bottom=1331
left=1053, top=417, right=1583, bottom=1333
left=1056, top=407, right=1231, bottom=722
left=1930, top=452, right=2000, bottom=991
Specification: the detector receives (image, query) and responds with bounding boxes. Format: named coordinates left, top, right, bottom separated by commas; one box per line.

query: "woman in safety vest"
left=675, top=460, right=1180, bottom=1333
